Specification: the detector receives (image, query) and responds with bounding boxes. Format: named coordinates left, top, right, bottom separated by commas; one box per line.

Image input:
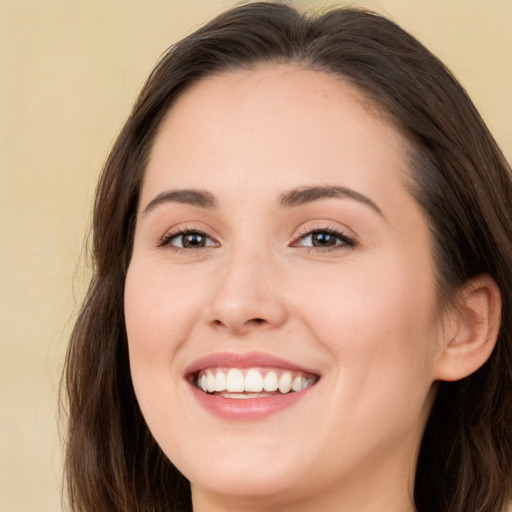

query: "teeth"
left=207, top=371, right=216, bottom=393
left=292, top=375, right=302, bottom=392
left=278, top=372, right=292, bottom=393
left=215, top=371, right=226, bottom=392
left=263, top=371, right=278, bottom=392
left=226, top=369, right=245, bottom=392
left=196, top=367, right=317, bottom=396
left=245, top=369, right=264, bottom=392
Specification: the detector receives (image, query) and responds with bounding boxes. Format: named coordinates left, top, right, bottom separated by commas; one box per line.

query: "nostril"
left=210, top=317, right=265, bottom=330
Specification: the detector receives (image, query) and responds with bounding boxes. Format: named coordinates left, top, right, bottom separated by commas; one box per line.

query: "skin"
left=124, top=64, right=486, bottom=512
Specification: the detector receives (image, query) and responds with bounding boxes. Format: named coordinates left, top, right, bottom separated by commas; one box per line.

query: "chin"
left=171, top=436, right=315, bottom=500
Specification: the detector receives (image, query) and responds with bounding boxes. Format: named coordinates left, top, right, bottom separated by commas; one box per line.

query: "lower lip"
left=188, top=382, right=315, bottom=420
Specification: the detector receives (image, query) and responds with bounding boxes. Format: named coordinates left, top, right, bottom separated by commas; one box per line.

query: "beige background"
left=1, top=1, right=510, bottom=510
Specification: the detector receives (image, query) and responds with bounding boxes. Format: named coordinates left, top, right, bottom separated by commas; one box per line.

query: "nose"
left=204, top=248, right=288, bottom=336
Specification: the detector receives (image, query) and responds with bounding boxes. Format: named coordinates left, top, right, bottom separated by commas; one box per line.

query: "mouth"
left=192, top=367, right=318, bottom=399
left=185, top=352, right=321, bottom=418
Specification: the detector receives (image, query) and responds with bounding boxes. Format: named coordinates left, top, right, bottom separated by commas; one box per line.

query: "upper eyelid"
left=292, top=228, right=356, bottom=247
left=293, top=221, right=356, bottom=239
left=156, top=222, right=357, bottom=247
left=158, top=226, right=219, bottom=247
left=160, top=222, right=216, bottom=237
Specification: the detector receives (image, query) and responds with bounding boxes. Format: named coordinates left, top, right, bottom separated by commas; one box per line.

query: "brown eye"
left=178, top=233, right=208, bottom=248
left=295, top=229, right=356, bottom=250
left=161, top=230, right=218, bottom=249
left=311, top=232, right=338, bottom=247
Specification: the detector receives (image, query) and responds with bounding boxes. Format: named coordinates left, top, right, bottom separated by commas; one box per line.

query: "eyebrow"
left=142, top=189, right=216, bottom=214
left=141, top=185, right=383, bottom=218
left=279, top=186, right=384, bottom=217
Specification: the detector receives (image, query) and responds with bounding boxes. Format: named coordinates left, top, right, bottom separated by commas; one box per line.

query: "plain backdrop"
left=0, top=1, right=510, bottom=510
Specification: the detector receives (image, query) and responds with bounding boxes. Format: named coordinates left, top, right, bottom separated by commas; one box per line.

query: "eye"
left=292, top=228, right=356, bottom=250
left=159, top=230, right=219, bottom=249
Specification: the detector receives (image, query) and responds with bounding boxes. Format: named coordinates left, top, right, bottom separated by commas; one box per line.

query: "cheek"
left=295, top=253, right=439, bottom=390
left=297, top=259, right=439, bottom=449
left=124, top=260, right=203, bottom=354
left=123, top=259, right=205, bottom=415
left=123, top=260, right=207, bottom=448
left=306, top=257, right=433, bottom=329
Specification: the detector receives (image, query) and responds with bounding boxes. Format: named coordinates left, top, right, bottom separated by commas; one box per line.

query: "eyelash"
left=158, top=228, right=218, bottom=251
left=292, top=226, right=357, bottom=251
left=158, top=226, right=357, bottom=253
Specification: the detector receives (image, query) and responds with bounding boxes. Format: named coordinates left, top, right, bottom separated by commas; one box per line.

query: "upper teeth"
left=197, top=368, right=316, bottom=395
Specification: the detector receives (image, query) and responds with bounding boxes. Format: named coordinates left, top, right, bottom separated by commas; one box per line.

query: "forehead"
left=142, top=63, right=410, bottom=205
left=158, top=64, right=398, bottom=144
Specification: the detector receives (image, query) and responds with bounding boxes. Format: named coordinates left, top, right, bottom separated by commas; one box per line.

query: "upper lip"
left=184, top=351, right=321, bottom=378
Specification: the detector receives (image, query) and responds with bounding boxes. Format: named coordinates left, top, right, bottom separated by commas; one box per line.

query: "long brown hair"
left=63, top=3, right=512, bottom=511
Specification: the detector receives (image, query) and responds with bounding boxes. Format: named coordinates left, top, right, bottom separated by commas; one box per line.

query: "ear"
left=435, top=274, right=502, bottom=382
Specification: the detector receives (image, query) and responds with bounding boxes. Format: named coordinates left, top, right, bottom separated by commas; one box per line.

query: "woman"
left=63, top=2, right=512, bottom=511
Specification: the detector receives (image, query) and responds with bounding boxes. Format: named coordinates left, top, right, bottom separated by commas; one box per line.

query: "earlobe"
left=435, top=274, right=502, bottom=382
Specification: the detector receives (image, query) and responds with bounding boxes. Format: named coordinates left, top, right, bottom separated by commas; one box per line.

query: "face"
left=125, top=64, right=444, bottom=511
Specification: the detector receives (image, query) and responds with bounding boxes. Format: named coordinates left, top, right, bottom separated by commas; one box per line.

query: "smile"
left=196, top=367, right=317, bottom=398
left=185, top=352, right=321, bottom=419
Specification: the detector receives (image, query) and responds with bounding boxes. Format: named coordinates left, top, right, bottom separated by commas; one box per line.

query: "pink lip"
left=189, top=385, right=315, bottom=420
left=184, top=351, right=320, bottom=421
left=184, top=351, right=319, bottom=375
